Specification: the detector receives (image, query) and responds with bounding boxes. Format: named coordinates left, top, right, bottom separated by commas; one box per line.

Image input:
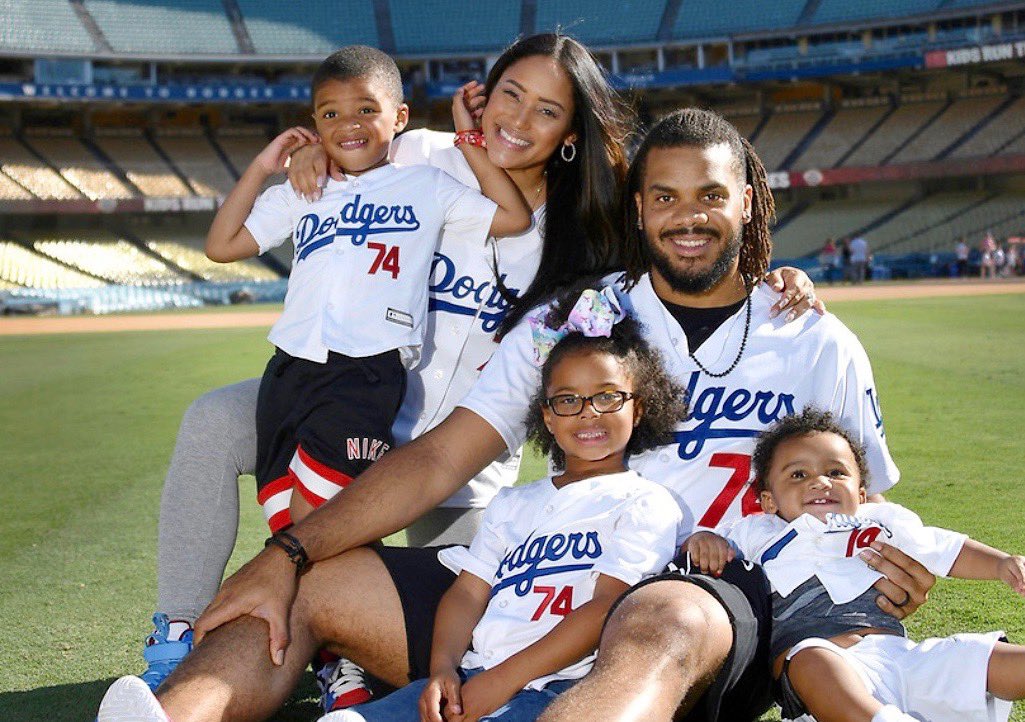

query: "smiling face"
left=635, top=144, right=752, bottom=303
left=481, top=55, right=577, bottom=173
left=760, top=431, right=867, bottom=522
left=541, top=349, right=640, bottom=480
left=311, top=76, right=408, bottom=175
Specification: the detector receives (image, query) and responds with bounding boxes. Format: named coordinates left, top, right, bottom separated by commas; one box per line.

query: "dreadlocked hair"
left=622, top=108, right=776, bottom=289
left=523, top=285, right=688, bottom=471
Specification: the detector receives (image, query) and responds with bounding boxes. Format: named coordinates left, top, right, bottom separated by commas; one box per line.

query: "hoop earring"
left=560, top=142, right=576, bottom=163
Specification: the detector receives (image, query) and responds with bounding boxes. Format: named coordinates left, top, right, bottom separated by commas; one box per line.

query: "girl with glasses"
left=322, top=289, right=688, bottom=722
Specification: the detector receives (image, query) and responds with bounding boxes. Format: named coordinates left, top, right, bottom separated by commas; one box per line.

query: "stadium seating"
left=0, top=136, right=84, bottom=200
left=888, top=95, right=1004, bottom=164
left=673, top=0, right=806, bottom=39
left=841, top=100, right=944, bottom=167
left=948, top=96, right=1025, bottom=159
left=722, top=112, right=762, bottom=143
left=390, top=0, right=520, bottom=53
left=213, top=129, right=275, bottom=190
left=535, top=0, right=663, bottom=45
left=791, top=104, right=889, bottom=171
left=0, top=241, right=106, bottom=289
left=771, top=192, right=914, bottom=258
left=82, top=0, right=237, bottom=54
left=235, top=0, right=378, bottom=54
left=145, top=239, right=279, bottom=282
left=23, top=134, right=134, bottom=200
left=34, top=239, right=189, bottom=286
left=154, top=131, right=236, bottom=197
left=0, top=171, right=34, bottom=200
left=750, top=108, right=822, bottom=172
left=878, top=194, right=1025, bottom=253
left=810, top=0, right=940, bottom=26
left=94, top=130, right=192, bottom=198
left=868, top=192, right=983, bottom=249
left=0, top=0, right=97, bottom=53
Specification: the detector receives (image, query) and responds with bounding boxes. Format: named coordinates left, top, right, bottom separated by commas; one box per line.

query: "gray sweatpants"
left=156, top=377, right=485, bottom=623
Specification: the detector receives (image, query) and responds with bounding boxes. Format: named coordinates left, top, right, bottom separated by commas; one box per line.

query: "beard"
left=647, top=224, right=744, bottom=295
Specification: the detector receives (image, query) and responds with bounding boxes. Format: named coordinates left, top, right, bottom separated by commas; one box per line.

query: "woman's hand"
left=765, top=267, right=827, bottom=321
left=861, top=541, right=936, bottom=620
left=452, top=80, right=487, bottom=133
left=286, top=142, right=343, bottom=203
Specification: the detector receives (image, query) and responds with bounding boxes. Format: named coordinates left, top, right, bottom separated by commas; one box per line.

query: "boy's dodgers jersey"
left=458, top=274, right=900, bottom=537
left=724, top=503, right=966, bottom=603
left=387, top=130, right=544, bottom=508
left=245, top=160, right=497, bottom=365
left=439, top=470, right=681, bottom=689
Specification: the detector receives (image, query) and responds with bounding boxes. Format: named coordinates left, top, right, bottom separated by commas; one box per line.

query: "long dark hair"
left=490, top=34, right=634, bottom=336
left=621, top=108, right=775, bottom=288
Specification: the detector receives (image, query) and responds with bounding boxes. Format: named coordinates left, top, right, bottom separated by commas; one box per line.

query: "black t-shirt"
left=660, top=296, right=747, bottom=352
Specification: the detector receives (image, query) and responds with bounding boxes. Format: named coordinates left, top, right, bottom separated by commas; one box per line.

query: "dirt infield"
left=2, top=278, right=1023, bottom=336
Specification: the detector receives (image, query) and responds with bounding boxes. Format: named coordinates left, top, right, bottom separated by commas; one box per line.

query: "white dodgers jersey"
left=438, top=470, right=680, bottom=688
left=459, top=273, right=899, bottom=537
left=245, top=160, right=497, bottom=365
left=389, top=130, right=544, bottom=508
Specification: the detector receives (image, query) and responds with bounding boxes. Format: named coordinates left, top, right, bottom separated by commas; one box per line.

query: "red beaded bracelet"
left=454, top=129, right=486, bottom=149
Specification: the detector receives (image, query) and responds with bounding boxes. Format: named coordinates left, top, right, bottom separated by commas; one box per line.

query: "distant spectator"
left=993, top=244, right=1007, bottom=276
left=955, top=237, right=970, bottom=278
left=849, top=234, right=869, bottom=284
left=839, top=237, right=852, bottom=282
left=1003, top=243, right=1019, bottom=277
left=980, top=232, right=997, bottom=279
left=819, top=238, right=837, bottom=283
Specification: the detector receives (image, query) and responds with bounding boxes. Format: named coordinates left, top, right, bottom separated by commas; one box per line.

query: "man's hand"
left=861, top=541, right=936, bottom=620
left=194, top=546, right=298, bottom=665
left=419, top=666, right=463, bottom=722
left=683, top=531, right=735, bottom=577
left=449, top=667, right=522, bottom=722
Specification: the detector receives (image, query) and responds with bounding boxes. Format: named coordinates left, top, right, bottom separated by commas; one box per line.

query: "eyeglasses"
left=543, top=391, right=636, bottom=417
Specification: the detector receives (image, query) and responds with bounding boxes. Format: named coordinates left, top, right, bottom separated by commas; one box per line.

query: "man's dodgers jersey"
left=459, top=274, right=900, bottom=536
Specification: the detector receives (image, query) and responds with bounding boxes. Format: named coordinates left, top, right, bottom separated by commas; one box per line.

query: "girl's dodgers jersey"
left=459, top=274, right=900, bottom=536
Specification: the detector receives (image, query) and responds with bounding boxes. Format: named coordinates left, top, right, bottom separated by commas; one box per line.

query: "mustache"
left=659, top=226, right=721, bottom=241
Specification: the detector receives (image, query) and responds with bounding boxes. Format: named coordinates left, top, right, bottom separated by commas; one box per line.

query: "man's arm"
left=194, top=408, right=507, bottom=659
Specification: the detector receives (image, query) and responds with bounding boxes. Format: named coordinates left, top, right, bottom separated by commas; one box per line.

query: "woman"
left=139, top=33, right=817, bottom=699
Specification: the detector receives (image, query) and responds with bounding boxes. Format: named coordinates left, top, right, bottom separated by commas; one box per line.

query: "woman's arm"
left=452, top=81, right=531, bottom=239
left=454, top=574, right=630, bottom=721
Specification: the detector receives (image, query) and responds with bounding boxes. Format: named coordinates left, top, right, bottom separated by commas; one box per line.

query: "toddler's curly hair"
left=524, top=287, right=688, bottom=470
left=752, top=406, right=869, bottom=492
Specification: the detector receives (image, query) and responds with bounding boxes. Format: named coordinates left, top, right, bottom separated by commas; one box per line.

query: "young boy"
left=685, top=407, right=1025, bottom=722
left=205, top=46, right=530, bottom=532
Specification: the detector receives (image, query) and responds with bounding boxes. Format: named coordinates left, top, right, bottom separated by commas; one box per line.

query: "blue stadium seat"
left=673, top=0, right=805, bottom=39
left=236, top=0, right=378, bottom=54
left=0, top=0, right=97, bottom=53
left=83, top=0, right=237, bottom=54
left=390, top=0, right=519, bottom=53
left=810, top=0, right=940, bottom=26
left=534, top=0, right=664, bottom=45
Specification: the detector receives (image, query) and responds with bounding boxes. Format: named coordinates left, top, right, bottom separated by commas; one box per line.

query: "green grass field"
left=1, top=293, right=1023, bottom=721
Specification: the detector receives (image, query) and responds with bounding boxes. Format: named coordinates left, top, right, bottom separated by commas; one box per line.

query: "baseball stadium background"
left=1, top=1, right=1024, bottom=720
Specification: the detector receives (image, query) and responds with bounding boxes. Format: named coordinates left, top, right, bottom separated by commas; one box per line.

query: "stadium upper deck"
left=0, top=0, right=1020, bottom=57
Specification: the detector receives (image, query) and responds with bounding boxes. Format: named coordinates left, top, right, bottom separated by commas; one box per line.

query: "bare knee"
left=601, top=581, right=732, bottom=672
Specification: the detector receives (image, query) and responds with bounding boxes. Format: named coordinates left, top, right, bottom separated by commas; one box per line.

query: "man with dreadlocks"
left=105, top=109, right=932, bottom=722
